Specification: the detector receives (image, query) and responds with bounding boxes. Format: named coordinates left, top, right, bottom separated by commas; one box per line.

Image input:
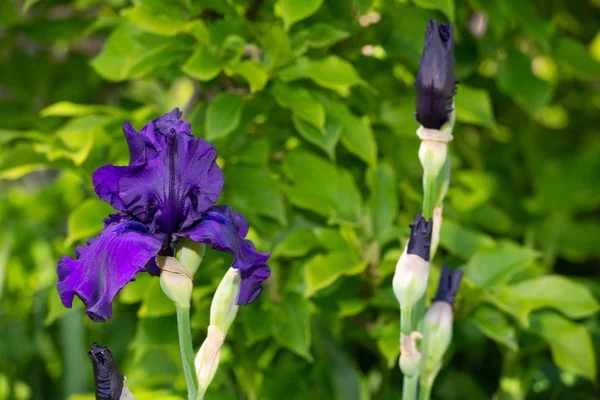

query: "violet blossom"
left=57, top=109, right=270, bottom=322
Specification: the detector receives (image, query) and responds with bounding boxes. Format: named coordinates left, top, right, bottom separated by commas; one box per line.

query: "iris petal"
left=181, top=205, right=271, bottom=303
left=93, top=165, right=136, bottom=211
left=57, top=221, right=162, bottom=322
left=239, top=264, right=271, bottom=305
left=118, top=132, right=223, bottom=235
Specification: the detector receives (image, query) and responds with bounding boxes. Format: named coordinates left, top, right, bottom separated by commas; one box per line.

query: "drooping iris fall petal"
left=181, top=205, right=271, bottom=304
left=57, top=221, right=162, bottom=322
left=415, top=19, right=458, bottom=130
left=118, top=131, right=223, bottom=234
left=239, top=264, right=271, bottom=305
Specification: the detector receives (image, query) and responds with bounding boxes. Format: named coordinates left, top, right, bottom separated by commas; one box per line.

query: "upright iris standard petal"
left=93, top=165, right=136, bottom=211
left=415, top=19, right=457, bottom=130
left=118, top=131, right=224, bottom=234
left=57, top=221, right=162, bottom=322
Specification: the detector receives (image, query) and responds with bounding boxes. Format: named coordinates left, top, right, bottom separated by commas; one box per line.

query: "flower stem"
left=403, top=374, right=419, bottom=400
left=422, top=172, right=437, bottom=220
left=176, top=305, right=198, bottom=400
left=400, top=307, right=413, bottom=335
left=418, top=383, right=432, bottom=400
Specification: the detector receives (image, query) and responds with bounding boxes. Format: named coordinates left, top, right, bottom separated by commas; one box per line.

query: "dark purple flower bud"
left=415, top=19, right=458, bottom=130
left=406, top=212, right=433, bottom=261
left=88, top=343, right=124, bottom=400
left=57, top=109, right=271, bottom=322
left=433, top=265, right=463, bottom=305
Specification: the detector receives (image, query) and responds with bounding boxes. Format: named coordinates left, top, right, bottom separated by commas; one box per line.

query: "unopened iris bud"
left=195, top=268, right=241, bottom=398
left=158, top=256, right=193, bottom=308
left=210, top=267, right=241, bottom=333
left=195, top=325, right=225, bottom=397
left=392, top=213, right=433, bottom=310
left=175, top=239, right=206, bottom=277
left=415, top=20, right=458, bottom=130
left=420, top=266, right=463, bottom=382
left=88, top=343, right=134, bottom=400
left=406, top=212, right=433, bottom=261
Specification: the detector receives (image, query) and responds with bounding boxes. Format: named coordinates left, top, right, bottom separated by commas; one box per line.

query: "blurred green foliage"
left=1, top=0, right=600, bottom=399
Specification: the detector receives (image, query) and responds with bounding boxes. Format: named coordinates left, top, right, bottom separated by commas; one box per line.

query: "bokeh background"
left=1, top=0, right=600, bottom=399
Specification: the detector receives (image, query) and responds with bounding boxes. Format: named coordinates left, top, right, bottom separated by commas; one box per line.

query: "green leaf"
left=65, top=198, right=115, bottom=247
left=455, top=85, right=497, bottom=131
left=138, top=280, right=176, bottom=318
left=370, top=321, right=399, bottom=368
left=184, top=20, right=212, bottom=47
left=273, top=229, right=320, bottom=258
left=439, top=219, right=496, bottom=259
left=366, top=163, right=398, bottom=239
left=122, top=0, right=188, bottom=36
left=271, top=81, right=326, bottom=130
left=292, top=23, right=349, bottom=54
left=291, top=114, right=342, bottom=159
left=529, top=311, right=596, bottom=382
left=120, top=274, right=153, bottom=304
left=205, top=92, right=245, bottom=140
left=468, top=305, right=518, bottom=351
left=40, top=115, right=113, bottom=166
left=554, top=37, right=600, bottom=79
left=91, top=24, right=189, bottom=81
left=45, top=287, right=81, bottom=326
left=225, top=60, right=269, bottom=93
left=496, top=47, right=553, bottom=114
left=278, top=56, right=367, bottom=96
left=413, top=0, right=455, bottom=22
left=40, top=102, right=125, bottom=118
left=240, top=303, right=273, bottom=346
left=224, top=165, right=287, bottom=225
left=339, top=114, right=377, bottom=166
left=0, top=142, right=48, bottom=180
left=279, top=0, right=324, bottom=30
left=282, top=150, right=362, bottom=225
left=23, top=0, right=40, bottom=13
left=465, top=242, right=538, bottom=288
left=498, top=275, right=600, bottom=320
left=304, top=251, right=361, bottom=297
left=273, top=294, right=312, bottom=360
left=182, top=46, right=221, bottom=81
left=259, top=24, right=294, bottom=70
left=318, top=95, right=376, bottom=165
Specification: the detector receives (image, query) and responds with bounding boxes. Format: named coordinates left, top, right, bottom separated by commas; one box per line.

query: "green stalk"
left=401, top=306, right=418, bottom=400
left=403, top=375, right=419, bottom=400
left=422, top=173, right=437, bottom=220
left=418, top=383, right=432, bottom=400
left=400, top=307, right=413, bottom=335
left=176, top=305, right=198, bottom=400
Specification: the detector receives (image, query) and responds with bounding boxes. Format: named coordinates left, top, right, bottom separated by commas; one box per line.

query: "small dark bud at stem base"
left=88, top=343, right=124, bottom=400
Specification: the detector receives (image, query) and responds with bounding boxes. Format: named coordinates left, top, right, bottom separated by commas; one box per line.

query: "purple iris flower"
left=415, top=19, right=458, bottom=130
left=57, top=109, right=271, bottom=322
